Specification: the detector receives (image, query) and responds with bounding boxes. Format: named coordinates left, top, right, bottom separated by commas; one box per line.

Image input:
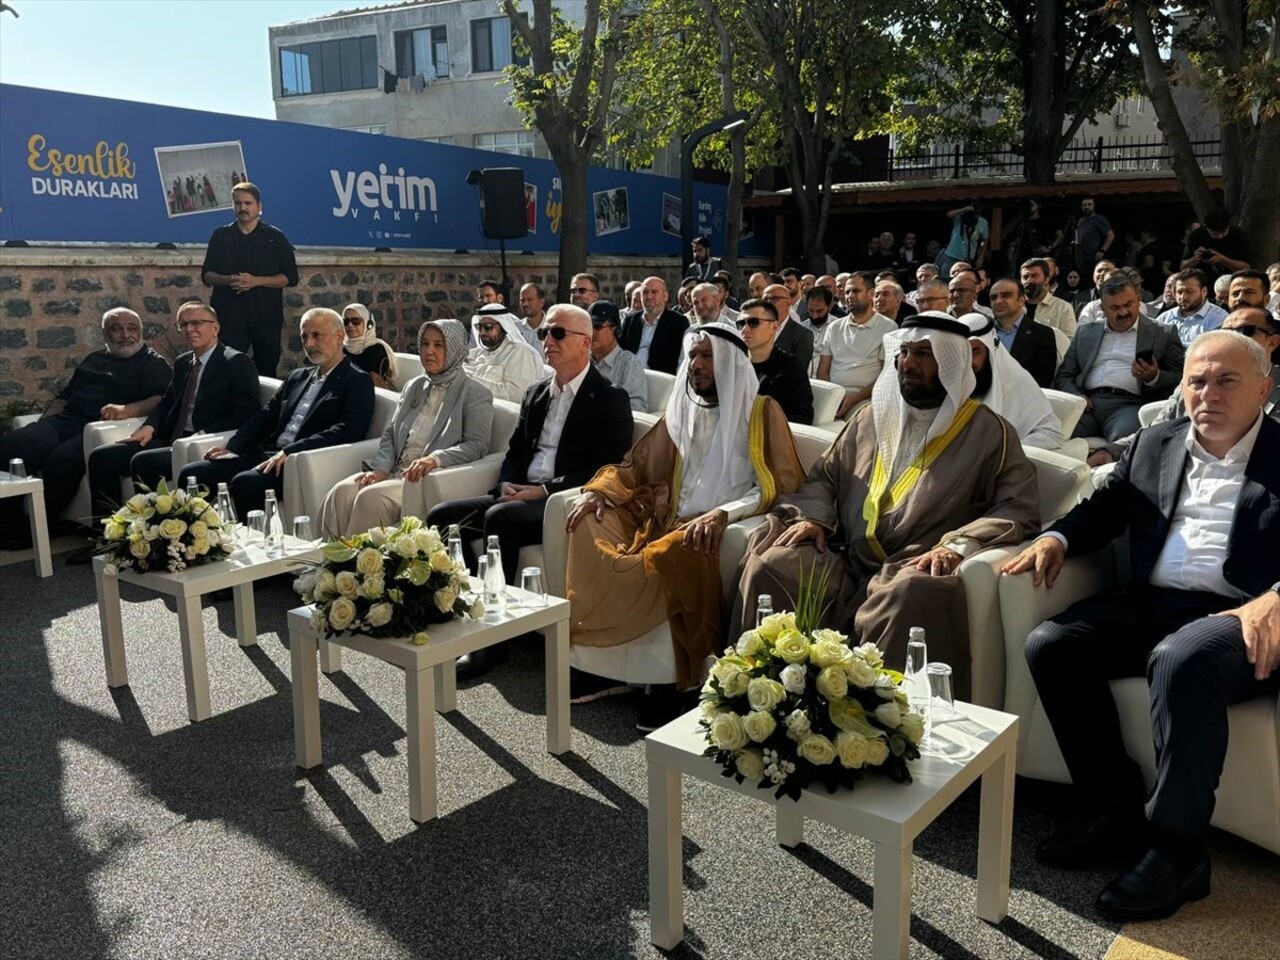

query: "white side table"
left=0, top=472, right=52, bottom=578
left=94, top=537, right=322, bottom=722
left=646, top=702, right=1019, bottom=960
left=288, top=587, right=571, bottom=823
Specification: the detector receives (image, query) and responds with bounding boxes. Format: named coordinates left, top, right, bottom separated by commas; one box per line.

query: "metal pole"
left=680, top=110, right=748, bottom=279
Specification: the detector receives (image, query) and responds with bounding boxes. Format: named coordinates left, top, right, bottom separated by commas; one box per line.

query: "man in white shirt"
left=1004, top=329, right=1280, bottom=923
left=1156, top=268, right=1228, bottom=345
left=947, top=270, right=993, bottom=319
left=517, top=282, right=548, bottom=346
left=427, top=304, right=633, bottom=680
left=1021, top=257, right=1077, bottom=338
left=1055, top=276, right=1185, bottom=441
left=818, top=271, right=897, bottom=418
left=1077, top=260, right=1120, bottom=325
left=465, top=304, right=544, bottom=402
left=689, top=281, right=735, bottom=325
left=588, top=301, right=647, bottom=411
left=963, top=313, right=1063, bottom=449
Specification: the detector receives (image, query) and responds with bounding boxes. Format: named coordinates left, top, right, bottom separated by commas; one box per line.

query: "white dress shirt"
left=1148, top=413, right=1262, bottom=599
left=636, top=316, right=660, bottom=368
left=276, top=369, right=328, bottom=448
left=1083, top=326, right=1141, bottom=394
left=527, top=364, right=589, bottom=483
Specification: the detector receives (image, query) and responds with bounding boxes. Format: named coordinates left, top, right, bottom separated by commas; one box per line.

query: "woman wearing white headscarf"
left=564, top=322, right=805, bottom=726
left=320, top=318, right=493, bottom=537
left=960, top=312, right=1064, bottom=449
left=342, top=302, right=399, bottom=390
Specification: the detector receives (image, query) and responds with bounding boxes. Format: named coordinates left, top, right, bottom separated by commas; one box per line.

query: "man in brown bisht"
left=733, top=312, right=1040, bottom=697
left=565, top=322, right=806, bottom=730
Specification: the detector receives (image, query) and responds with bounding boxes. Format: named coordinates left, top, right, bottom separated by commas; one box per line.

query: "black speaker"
left=478, top=167, right=528, bottom=240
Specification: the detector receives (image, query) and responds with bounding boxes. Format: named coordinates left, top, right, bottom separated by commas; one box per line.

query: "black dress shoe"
left=456, top=645, right=508, bottom=682
left=1036, top=811, right=1147, bottom=869
left=636, top=684, right=691, bottom=732
left=1095, top=848, right=1210, bottom=921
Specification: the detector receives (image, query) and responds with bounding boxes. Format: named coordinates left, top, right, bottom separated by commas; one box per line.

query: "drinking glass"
left=245, top=509, right=266, bottom=545
left=520, top=566, right=546, bottom=607
left=7, top=458, right=26, bottom=479
left=927, top=662, right=958, bottom=722
left=905, top=638, right=938, bottom=750
left=292, top=515, right=314, bottom=545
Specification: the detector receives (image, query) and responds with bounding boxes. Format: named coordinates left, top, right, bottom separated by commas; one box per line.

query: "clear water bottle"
left=755, top=594, right=774, bottom=628
left=214, top=483, right=238, bottom=546
left=905, top=626, right=933, bottom=741
left=483, top=535, right=506, bottom=616
left=263, top=489, right=284, bottom=553
left=448, top=534, right=465, bottom=570
left=185, top=476, right=198, bottom=499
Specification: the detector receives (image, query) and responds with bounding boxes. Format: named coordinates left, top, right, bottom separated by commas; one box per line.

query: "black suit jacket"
left=228, top=357, right=375, bottom=457
left=685, top=257, right=724, bottom=281
left=498, top=365, right=633, bottom=495
left=144, top=343, right=261, bottom=445
left=619, top=308, right=690, bottom=375
left=774, top=319, right=815, bottom=374
left=1004, top=315, right=1059, bottom=388
left=1051, top=416, right=1280, bottom=597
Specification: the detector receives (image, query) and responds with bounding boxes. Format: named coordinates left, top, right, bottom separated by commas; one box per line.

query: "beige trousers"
left=320, top=474, right=405, bottom=538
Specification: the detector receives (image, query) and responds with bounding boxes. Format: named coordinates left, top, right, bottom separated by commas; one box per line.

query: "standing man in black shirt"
left=0, top=308, right=171, bottom=547
left=1181, top=208, right=1251, bottom=283
left=201, top=181, right=299, bottom=378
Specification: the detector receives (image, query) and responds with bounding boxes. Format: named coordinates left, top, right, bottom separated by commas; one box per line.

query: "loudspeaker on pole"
left=477, top=167, right=527, bottom=240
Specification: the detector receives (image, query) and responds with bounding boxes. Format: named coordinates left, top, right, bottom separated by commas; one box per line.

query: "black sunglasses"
left=1226, top=324, right=1276, bottom=338
left=342, top=316, right=365, bottom=326
left=735, top=315, right=772, bottom=329
left=536, top=326, right=588, bottom=341
left=570, top=286, right=596, bottom=295
left=477, top=322, right=500, bottom=332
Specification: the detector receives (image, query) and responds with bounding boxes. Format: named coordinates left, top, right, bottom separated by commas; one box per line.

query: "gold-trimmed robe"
left=733, top=400, right=1039, bottom=697
left=567, top=396, right=805, bottom=688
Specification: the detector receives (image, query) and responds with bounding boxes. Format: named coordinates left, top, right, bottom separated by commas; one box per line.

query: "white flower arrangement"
left=294, top=517, right=481, bottom=644
left=95, top=480, right=233, bottom=574
left=701, top=611, right=922, bottom=801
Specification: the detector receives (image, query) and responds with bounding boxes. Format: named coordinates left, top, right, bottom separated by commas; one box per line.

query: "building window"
left=474, top=131, right=534, bottom=158
left=470, top=16, right=526, bottom=73
left=280, top=36, right=378, bottom=97
left=395, top=26, right=449, bottom=79
left=422, top=136, right=453, bottom=145
left=344, top=125, right=387, bottom=135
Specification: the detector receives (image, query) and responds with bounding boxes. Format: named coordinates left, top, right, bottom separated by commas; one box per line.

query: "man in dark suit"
left=763, top=283, right=815, bottom=373
left=1055, top=275, right=1185, bottom=440
left=76, top=301, right=261, bottom=559
left=619, top=276, right=689, bottom=375
left=989, top=277, right=1059, bottom=387
left=177, top=308, right=375, bottom=518
left=1004, top=328, right=1280, bottom=921
left=685, top=236, right=724, bottom=281
left=428, top=304, right=634, bottom=679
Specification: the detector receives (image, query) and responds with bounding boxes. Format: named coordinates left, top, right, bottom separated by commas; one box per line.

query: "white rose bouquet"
left=294, top=518, right=480, bottom=644
left=701, top=570, right=922, bottom=800
left=95, top=480, right=233, bottom=574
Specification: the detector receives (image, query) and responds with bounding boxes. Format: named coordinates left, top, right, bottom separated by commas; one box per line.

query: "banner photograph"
left=1, top=84, right=753, bottom=255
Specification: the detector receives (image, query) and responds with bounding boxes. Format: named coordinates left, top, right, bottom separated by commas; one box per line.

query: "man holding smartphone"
left=1181, top=208, right=1251, bottom=281
left=1055, top=275, right=1185, bottom=442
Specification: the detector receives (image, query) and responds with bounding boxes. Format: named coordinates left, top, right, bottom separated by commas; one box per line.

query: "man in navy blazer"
left=1054, top=275, right=1185, bottom=440
left=178, top=308, right=374, bottom=518
left=85, top=301, right=261, bottom=523
left=619, top=276, right=689, bottom=375
left=428, top=304, right=633, bottom=678
left=1004, top=329, right=1280, bottom=921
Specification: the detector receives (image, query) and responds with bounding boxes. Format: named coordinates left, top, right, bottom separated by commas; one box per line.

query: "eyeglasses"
left=536, top=326, right=590, bottom=341
left=1225, top=324, right=1277, bottom=338
left=570, top=287, right=596, bottom=295
left=735, top=316, right=772, bottom=329
left=477, top=322, right=499, bottom=332
left=176, top=320, right=213, bottom=330
left=342, top=316, right=365, bottom=326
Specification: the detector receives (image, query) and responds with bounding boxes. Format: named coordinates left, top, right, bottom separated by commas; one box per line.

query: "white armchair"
left=393, top=352, right=424, bottom=387
left=809, top=379, right=845, bottom=431
left=400, top=399, right=521, bottom=520
left=169, top=377, right=282, bottom=478
left=11, top=413, right=145, bottom=524
left=998, top=541, right=1280, bottom=854
left=644, top=370, right=676, bottom=414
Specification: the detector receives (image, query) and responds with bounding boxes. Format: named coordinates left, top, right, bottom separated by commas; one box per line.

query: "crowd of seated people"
left=4, top=217, right=1277, bottom=928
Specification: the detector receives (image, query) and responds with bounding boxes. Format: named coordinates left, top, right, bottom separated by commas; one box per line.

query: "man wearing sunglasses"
left=568, top=273, right=601, bottom=309
left=465, top=303, right=544, bottom=403
left=619, top=276, right=689, bottom=375
left=79, top=301, right=260, bottom=556
left=1089, top=307, right=1280, bottom=467
left=427, top=305, right=633, bottom=681
left=737, top=299, right=813, bottom=424
left=589, top=301, right=647, bottom=411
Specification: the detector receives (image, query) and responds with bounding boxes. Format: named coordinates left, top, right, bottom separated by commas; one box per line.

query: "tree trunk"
left=725, top=130, right=745, bottom=277
left=554, top=154, right=590, bottom=304
left=1128, top=0, right=1219, bottom=219
left=1238, top=117, right=1280, bottom=267
left=1022, top=0, right=1058, bottom=185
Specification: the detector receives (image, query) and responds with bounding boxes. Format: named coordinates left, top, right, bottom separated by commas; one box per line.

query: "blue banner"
left=0, top=84, right=763, bottom=256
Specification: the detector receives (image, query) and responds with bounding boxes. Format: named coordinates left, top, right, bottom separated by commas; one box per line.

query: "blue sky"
left=0, top=0, right=368, bottom=119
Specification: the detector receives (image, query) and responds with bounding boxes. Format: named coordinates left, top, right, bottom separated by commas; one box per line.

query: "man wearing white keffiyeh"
left=734, top=312, right=1040, bottom=697
left=465, top=303, right=545, bottom=402
left=961, top=312, right=1065, bottom=450
left=565, top=322, right=805, bottom=729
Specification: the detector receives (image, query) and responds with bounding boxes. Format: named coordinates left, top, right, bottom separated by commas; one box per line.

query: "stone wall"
left=0, top=247, right=768, bottom=410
